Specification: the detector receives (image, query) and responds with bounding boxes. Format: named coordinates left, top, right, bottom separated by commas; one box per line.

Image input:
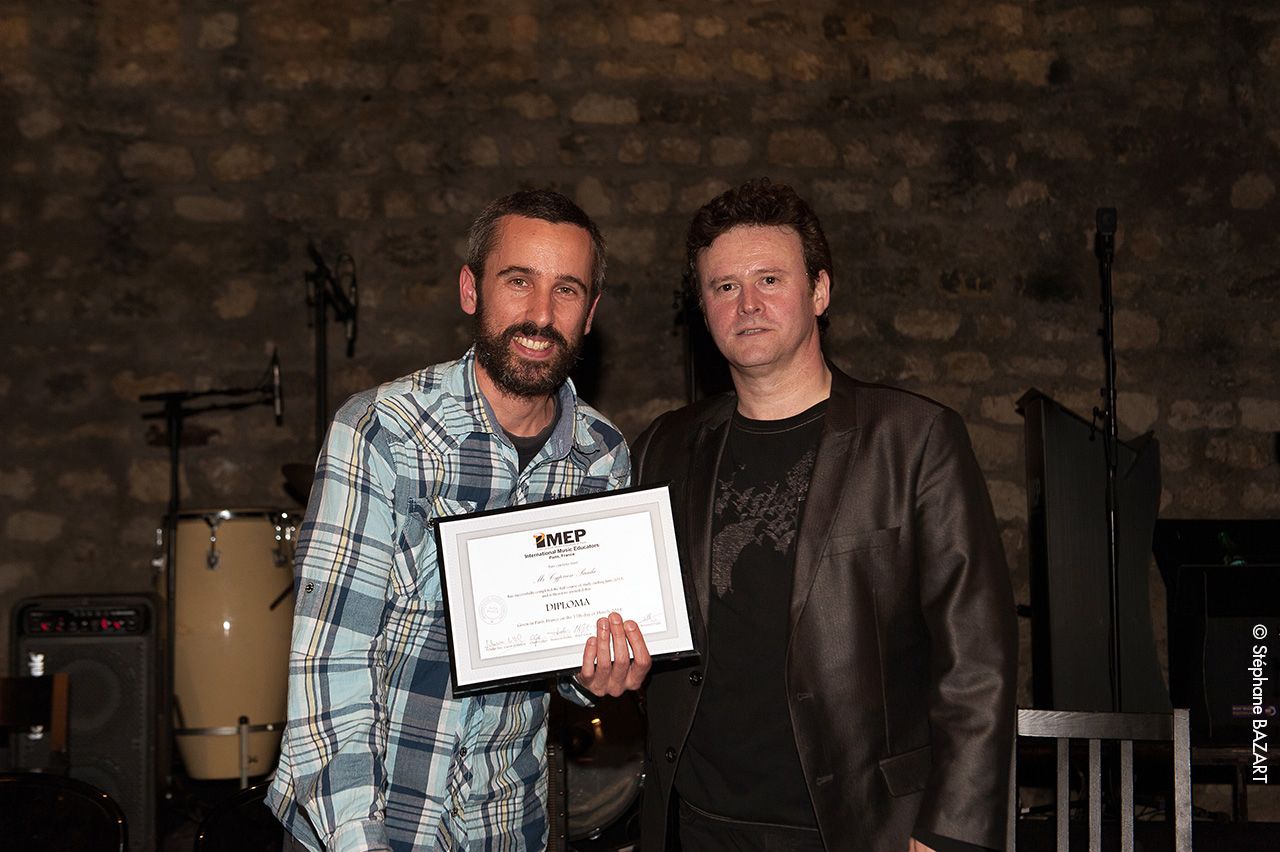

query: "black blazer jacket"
left=631, top=365, right=1017, bottom=851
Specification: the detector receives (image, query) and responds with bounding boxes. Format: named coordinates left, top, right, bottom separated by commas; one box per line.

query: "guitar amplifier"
left=12, top=594, right=158, bottom=852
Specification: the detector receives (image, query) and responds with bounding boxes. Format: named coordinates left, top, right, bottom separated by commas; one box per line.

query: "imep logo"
left=533, top=528, right=587, bottom=548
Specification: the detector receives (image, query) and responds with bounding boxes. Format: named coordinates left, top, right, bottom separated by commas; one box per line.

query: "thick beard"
left=473, top=316, right=582, bottom=398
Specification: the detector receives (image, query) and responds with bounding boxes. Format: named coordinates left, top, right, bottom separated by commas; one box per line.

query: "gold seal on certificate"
left=434, top=484, right=694, bottom=694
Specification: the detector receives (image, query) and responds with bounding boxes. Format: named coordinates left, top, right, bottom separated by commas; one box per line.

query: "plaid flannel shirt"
left=267, top=348, right=630, bottom=851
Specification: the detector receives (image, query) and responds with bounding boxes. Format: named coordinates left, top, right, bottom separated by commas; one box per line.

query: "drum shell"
left=171, top=509, right=296, bottom=780
left=560, top=692, right=644, bottom=842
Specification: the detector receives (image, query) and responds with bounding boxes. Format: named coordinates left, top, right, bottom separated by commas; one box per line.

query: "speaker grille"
left=13, top=595, right=157, bottom=852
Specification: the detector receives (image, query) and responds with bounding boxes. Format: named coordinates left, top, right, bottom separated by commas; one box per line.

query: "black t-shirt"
left=675, top=400, right=827, bottom=827
left=503, top=396, right=561, bottom=472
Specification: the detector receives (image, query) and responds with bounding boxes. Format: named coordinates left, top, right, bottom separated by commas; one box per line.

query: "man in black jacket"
left=633, top=179, right=1016, bottom=851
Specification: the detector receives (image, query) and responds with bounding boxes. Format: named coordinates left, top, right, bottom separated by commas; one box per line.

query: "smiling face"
left=460, top=215, right=599, bottom=399
left=696, top=224, right=830, bottom=380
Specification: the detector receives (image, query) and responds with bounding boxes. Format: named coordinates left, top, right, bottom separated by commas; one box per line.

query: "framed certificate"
left=434, top=484, right=695, bottom=695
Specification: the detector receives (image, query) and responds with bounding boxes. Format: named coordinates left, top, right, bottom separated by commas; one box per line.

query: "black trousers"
left=677, top=800, right=825, bottom=852
left=281, top=830, right=311, bottom=851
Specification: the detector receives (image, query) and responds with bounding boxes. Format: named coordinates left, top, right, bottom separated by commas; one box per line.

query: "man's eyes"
left=503, top=277, right=583, bottom=297
left=711, top=276, right=778, bottom=293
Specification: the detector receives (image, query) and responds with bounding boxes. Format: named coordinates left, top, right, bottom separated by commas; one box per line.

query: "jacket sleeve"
left=912, top=408, right=1017, bottom=849
left=281, top=393, right=399, bottom=852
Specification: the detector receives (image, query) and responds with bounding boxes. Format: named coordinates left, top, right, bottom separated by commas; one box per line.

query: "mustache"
left=501, top=321, right=568, bottom=348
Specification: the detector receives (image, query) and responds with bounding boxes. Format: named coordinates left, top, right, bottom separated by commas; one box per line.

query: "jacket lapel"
left=687, top=412, right=730, bottom=631
left=790, top=369, right=861, bottom=628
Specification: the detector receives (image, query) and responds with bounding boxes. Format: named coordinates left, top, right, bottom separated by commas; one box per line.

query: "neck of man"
left=730, top=333, right=831, bottom=421
left=474, top=363, right=559, bottom=437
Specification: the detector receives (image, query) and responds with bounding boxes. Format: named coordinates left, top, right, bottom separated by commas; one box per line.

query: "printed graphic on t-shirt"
left=710, top=447, right=815, bottom=597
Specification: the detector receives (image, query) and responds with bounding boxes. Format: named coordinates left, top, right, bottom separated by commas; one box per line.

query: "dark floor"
left=160, top=775, right=278, bottom=852
left=158, top=775, right=642, bottom=852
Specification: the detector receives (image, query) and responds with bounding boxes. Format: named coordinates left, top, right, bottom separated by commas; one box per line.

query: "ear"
left=459, top=265, right=478, bottom=315
left=582, top=292, right=601, bottom=335
left=811, top=270, right=831, bottom=317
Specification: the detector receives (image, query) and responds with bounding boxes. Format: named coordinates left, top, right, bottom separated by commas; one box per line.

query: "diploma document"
left=435, top=484, right=694, bottom=694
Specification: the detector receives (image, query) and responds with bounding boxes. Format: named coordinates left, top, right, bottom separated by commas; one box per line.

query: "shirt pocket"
left=577, top=474, right=612, bottom=495
left=395, top=496, right=478, bottom=600
left=432, top=494, right=480, bottom=521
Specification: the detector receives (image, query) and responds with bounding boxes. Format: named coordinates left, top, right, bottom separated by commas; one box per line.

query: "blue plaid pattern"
left=267, top=348, right=629, bottom=851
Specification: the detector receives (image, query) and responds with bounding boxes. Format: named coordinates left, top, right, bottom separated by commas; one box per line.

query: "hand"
left=576, top=612, right=651, bottom=697
left=907, top=839, right=936, bottom=852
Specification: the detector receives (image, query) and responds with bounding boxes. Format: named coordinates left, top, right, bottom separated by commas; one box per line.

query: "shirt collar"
left=451, top=346, right=585, bottom=463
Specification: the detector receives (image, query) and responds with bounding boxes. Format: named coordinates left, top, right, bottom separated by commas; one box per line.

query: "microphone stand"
left=139, top=368, right=278, bottom=803
left=1093, top=207, right=1122, bottom=712
left=673, top=285, right=697, bottom=406
left=305, top=244, right=358, bottom=457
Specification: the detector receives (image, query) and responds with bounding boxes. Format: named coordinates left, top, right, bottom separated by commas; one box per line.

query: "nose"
left=737, top=283, right=762, bottom=315
left=527, top=284, right=555, bottom=328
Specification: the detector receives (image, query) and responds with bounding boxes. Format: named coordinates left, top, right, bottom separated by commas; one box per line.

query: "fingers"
left=577, top=618, right=611, bottom=690
left=608, top=613, right=629, bottom=692
left=578, top=613, right=650, bottom=697
left=591, top=617, right=614, bottom=690
left=623, top=619, right=651, bottom=690
left=579, top=633, right=597, bottom=681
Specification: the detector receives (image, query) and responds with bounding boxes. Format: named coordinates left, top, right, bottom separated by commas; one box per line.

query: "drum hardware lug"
left=238, top=716, right=251, bottom=789
left=272, top=513, right=298, bottom=567
left=151, top=527, right=167, bottom=573
left=204, top=510, right=232, bottom=570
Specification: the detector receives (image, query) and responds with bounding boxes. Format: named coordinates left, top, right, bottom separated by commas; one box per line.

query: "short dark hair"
left=465, top=189, right=606, bottom=298
left=684, top=177, right=832, bottom=330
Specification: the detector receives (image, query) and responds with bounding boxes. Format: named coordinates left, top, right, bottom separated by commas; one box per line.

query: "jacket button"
left=665, top=747, right=677, bottom=762
left=689, top=670, right=703, bottom=685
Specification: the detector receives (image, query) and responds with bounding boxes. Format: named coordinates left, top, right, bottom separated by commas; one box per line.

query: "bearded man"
left=268, top=189, right=650, bottom=852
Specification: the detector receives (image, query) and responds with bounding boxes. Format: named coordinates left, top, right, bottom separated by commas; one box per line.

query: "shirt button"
left=665, top=747, right=677, bottom=762
left=458, top=746, right=468, bottom=757
left=688, top=670, right=703, bottom=686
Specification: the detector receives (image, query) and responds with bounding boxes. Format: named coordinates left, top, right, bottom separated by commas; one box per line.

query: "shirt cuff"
left=327, top=818, right=392, bottom=852
left=557, top=674, right=596, bottom=708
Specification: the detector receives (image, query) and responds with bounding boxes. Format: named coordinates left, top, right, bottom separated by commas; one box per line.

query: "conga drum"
left=172, top=509, right=297, bottom=780
left=559, top=692, right=645, bottom=843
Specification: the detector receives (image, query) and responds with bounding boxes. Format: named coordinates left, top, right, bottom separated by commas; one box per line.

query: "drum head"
left=175, top=507, right=295, bottom=521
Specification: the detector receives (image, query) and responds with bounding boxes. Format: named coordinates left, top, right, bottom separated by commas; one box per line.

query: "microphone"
left=1095, top=207, right=1116, bottom=263
left=345, top=265, right=358, bottom=356
left=307, top=241, right=334, bottom=283
left=271, top=348, right=283, bottom=427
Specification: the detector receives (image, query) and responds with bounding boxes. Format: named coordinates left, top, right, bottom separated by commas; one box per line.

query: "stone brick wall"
left=1, top=0, right=1277, bottom=766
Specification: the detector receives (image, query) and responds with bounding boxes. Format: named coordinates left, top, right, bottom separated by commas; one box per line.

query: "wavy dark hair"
left=466, top=188, right=606, bottom=298
left=684, top=177, right=832, bottom=331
